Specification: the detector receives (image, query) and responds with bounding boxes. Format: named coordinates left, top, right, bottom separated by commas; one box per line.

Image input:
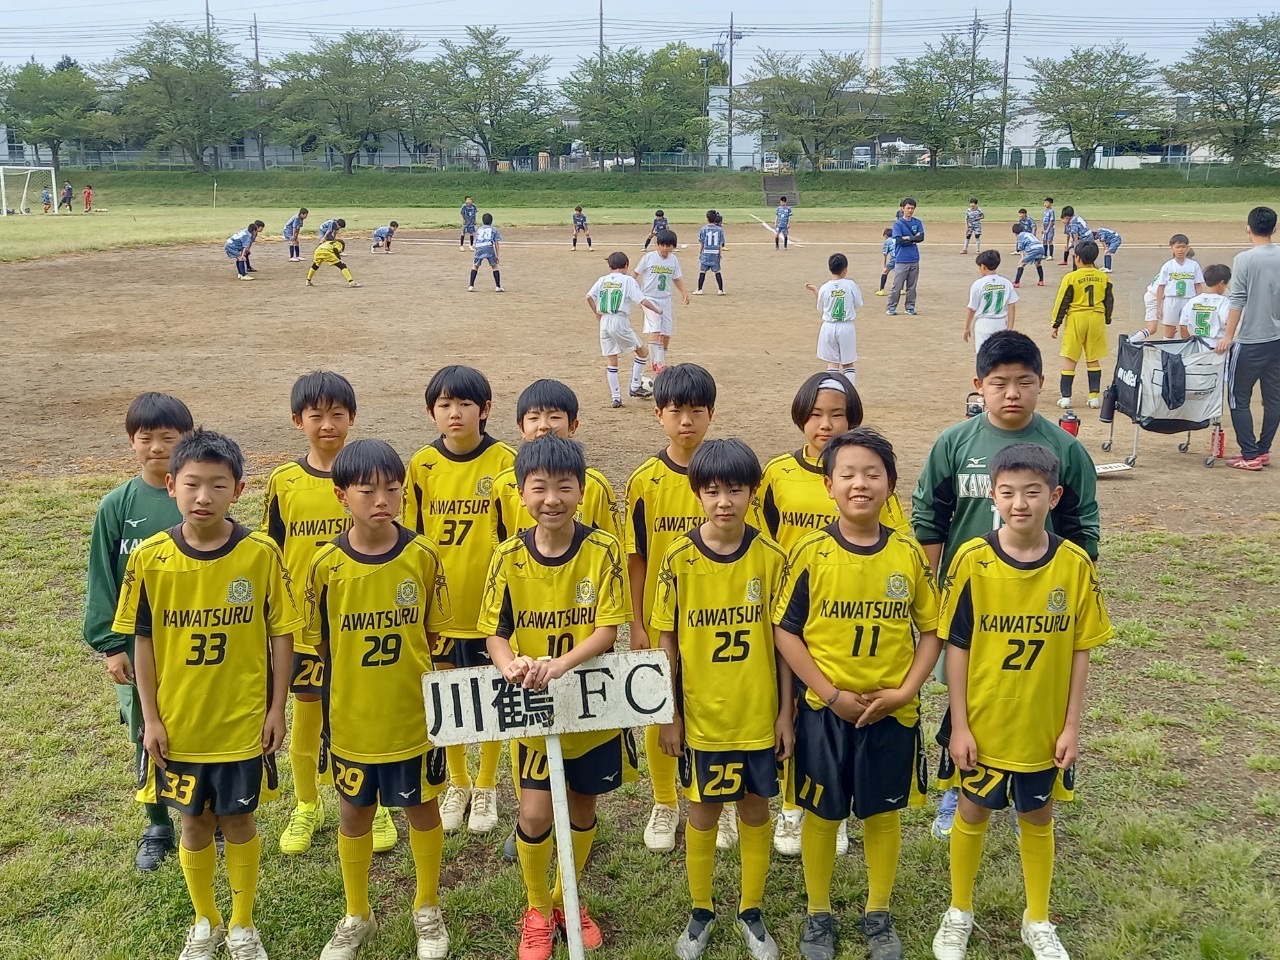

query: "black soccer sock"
left=697, top=272, right=706, bottom=291
left=1104, top=254, right=1113, bottom=270
left=469, top=269, right=478, bottom=285
left=715, top=272, right=723, bottom=291
left=470, top=237, right=475, bottom=248
left=1047, top=243, right=1054, bottom=259
left=1087, top=368, right=1102, bottom=395
left=644, top=238, right=651, bottom=249
left=236, top=260, right=246, bottom=277
left=1015, top=267, right=1025, bottom=284
left=493, top=270, right=501, bottom=288
left=1037, top=264, right=1044, bottom=282
left=784, top=236, right=789, bottom=248
left=775, top=237, right=780, bottom=249
left=587, top=237, right=593, bottom=248
left=572, top=237, right=578, bottom=249
left=1060, top=371, right=1075, bottom=399
left=460, top=234, right=465, bottom=245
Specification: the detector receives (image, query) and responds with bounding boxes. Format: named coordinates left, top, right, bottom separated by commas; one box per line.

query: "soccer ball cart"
left=0, top=166, right=57, bottom=216
left=1099, top=335, right=1225, bottom=468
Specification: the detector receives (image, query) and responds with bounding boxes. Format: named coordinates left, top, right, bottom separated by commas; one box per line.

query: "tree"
left=0, top=59, right=98, bottom=178
left=1162, top=16, right=1280, bottom=166
left=421, top=27, right=558, bottom=173
left=271, top=31, right=417, bottom=175
left=105, top=23, right=248, bottom=173
left=1026, top=44, right=1162, bottom=170
left=736, top=51, right=878, bottom=172
left=887, top=35, right=1002, bottom=171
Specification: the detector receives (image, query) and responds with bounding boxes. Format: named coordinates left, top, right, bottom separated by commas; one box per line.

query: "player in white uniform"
left=804, top=252, right=863, bottom=385
left=1155, top=234, right=1205, bottom=338
left=633, top=229, right=690, bottom=374
left=587, top=251, right=661, bottom=409
left=1178, top=263, right=1231, bottom=347
left=963, top=250, right=1018, bottom=354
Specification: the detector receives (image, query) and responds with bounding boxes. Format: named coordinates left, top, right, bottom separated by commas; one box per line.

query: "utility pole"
left=252, top=15, right=266, bottom=171
left=598, top=0, right=605, bottom=171
left=967, top=9, right=987, bottom=165
left=997, top=0, right=1012, bottom=167
left=205, top=0, right=213, bottom=42
left=727, top=13, right=740, bottom=170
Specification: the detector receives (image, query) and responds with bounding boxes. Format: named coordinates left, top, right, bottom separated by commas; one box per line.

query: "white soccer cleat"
left=226, top=925, right=268, bottom=960
left=413, top=905, right=451, bottom=959
left=835, top=819, right=850, bottom=856
left=320, top=914, right=377, bottom=960
left=1021, top=916, right=1070, bottom=960
left=643, top=802, right=680, bottom=852
left=468, top=787, right=498, bottom=833
left=494, top=287, right=506, bottom=293
left=931, top=907, right=974, bottom=960
left=177, top=919, right=226, bottom=960
left=773, top=809, right=802, bottom=857
left=1086, top=396, right=1101, bottom=409
left=716, top=803, right=739, bottom=849
left=439, top=784, right=471, bottom=832
left=692, top=289, right=704, bottom=296
left=466, top=286, right=474, bottom=292
left=1056, top=397, right=1073, bottom=409
left=717, top=290, right=726, bottom=296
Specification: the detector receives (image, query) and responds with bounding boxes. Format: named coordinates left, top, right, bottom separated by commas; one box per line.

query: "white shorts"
left=973, top=317, right=1008, bottom=354
left=1144, top=289, right=1157, bottom=323
left=817, top=321, right=857, bottom=365
left=642, top=299, right=674, bottom=336
left=1163, top=296, right=1191, bottom=328
left=600, top=314, right=642, bottom=357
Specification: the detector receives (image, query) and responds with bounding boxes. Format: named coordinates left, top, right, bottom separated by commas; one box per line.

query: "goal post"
left=0, top=166, right=57, bottom=216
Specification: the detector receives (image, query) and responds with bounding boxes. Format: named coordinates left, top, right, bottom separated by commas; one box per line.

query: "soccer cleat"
left=503, top=828, right=518, bottom=862
left=799, top=912, right=837, bottom=960
left=412, top=905, right=450, bottom=959
left=773, top=809, right=802, bottom=856
left=226, top=925, right=268, bottom=960
left=468, top=787, right=498, bottom=833
left=1056, top=397, right=1073, bottom=409
left=836, top=819, right=850, bottom=856
left=348, top=281, right=362, bottom=288
left=643, top=802, right=680, bottom=852
left=372, top=805, right=398, bottom=853
left=931, top=788, right=959, bottom=841
left=552, top=906, right=603, bottom=950
left=1087, top=395, right=1101, bottom=409
left=518, top=907, right=555, bottom=960
left=960, top=248, right=968, bottom=254
left=136, top=823, right=175, bottom=871
left=306, top=280, right=314, bottom=286
left=906, top=307, right=916, bottom=316
left=737, top=908, right=780, bottom=960
left=279, top=798, right=324, bottom=855
left=1013, top=283, right=1021, bottom=288
left=716, top=803, right=738, bottom=850
left=239, top=275, right=255, bottom=281
left=1021, top=915, right=1071, bottom=960
left=675, top=909, right=716, bottom=960
left=717, top=290, right=726, bottom=296
left=320, top=914, right=377, bottom=960
left=439, top=785, right=471, bottom=832
left=875, top=289, right=887, bottom=296
left=460, top=244, right=466, bottom=250
left=629, top=385, right=654, bottom=400
left=931, top=907, right=974, bottom=960
left=371, top=244, right=378, bottom=254
left=611, top=398, right=623, bottom=409
left=467, top=286, right=474, bottom=292
left=692, top=289, right=704, bottom=296
left=1059, top=261, right=1068, bottom=266
left=1102, top=267, right=1112, bottom=273
left=495, top=287, right=506, bottom=293
left=861, top=911, right=904, bottom=960
left=177, top=919, right=226, bottom=960
left=1230, top=456, right=1265, bottom=471
left=1037, top=280, right=1045, bottom=286
left=885, top=309, right=897, bottom=316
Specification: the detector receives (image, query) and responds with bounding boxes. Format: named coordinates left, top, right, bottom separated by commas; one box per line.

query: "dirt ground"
left=6, top=218, right=1275, bottom=531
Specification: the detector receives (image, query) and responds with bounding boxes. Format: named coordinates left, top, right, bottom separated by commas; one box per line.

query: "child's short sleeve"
left=264, top=540, right=305, bottom=636
left=772, top=544, right=811, bottom=635
left=907, top=539, right=940, bottom=633
left=649, top=546, right=679, bottom=632
left=111, top=551, right=149, bottom=638
left=936, top=551, right=976, bottom=647
left=594, top=537, right=629, bottom=628
left=1072, top=560, right=1112, bottom=651
left=421, top=544, right=453, bottom=634
left=476, top=550, right=511, bottom=639
left=303, top=554, right=325, bottom=650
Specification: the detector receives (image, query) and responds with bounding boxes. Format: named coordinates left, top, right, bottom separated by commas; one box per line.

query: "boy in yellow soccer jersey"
left=931, top=444, right=1111, bottom=960
left=308, top=440, right=453, bottom=960
left=264, top=372, right=396, bottom=856
left=307, top=239, right=361, bottom=288
left=480, top=436, right=633, bottom=960
left=114, top=430, right=302, bottom=960
left=626, top=363, right=735, bottom=854
left=653, top=439, right=792, bottom=960
left=753, top=373, right=910, bottom=857
left=403, top=365, right=517, bottom=835
left=773, top=428, right=942, bottom=960
left=1051, top=239, right=1113, bottom=409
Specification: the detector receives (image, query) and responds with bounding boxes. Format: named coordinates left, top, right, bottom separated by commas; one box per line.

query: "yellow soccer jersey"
left=402, top=435, right=516, bottom=637
left=938, top=531, right=1111, bottom=773
left=626, top=450, right=707, bottom=633
left=305, top=525, right=452, bottom=763
left=1052, top=266, right=1113, bottom=329
left=477, top=523, right=628, bottom=758
left=753, top=449, right=910, bottom=552
left=112, top=523, right=304, bottom=762
left=773, top=523, right=939, bottom=721
left=650, top=526, right=787, bottom=751
left=262, top=457, right=351, bottom=654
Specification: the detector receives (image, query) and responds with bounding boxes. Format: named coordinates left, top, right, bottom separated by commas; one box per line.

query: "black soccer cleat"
left=861, top=911, right=904, bottom=960
left=135, top=823, right=176, bottom=872
left=799, top=912, right=837, bottom=960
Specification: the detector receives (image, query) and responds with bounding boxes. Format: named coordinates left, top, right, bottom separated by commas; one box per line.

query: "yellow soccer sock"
left=552, top=819, right=598, bottom=908
left=644, top=725, right=679, bottom=806
left=340, top=268, right=355, bottom=282
left=1018, top=818, right=1055, bottom=923
left=800, top=814, right=841, bottom=915
left=517, top=825, right=555, bottom=915
left=337, top=830, right=374, bottom=919
left=410, top=823, right=445, bottom=909
left=224, top=832, right=262, bottom=930
left=862, top=810, right=902, bottom=912
left=178, top=841, right=222, bottom=928
left=949, top=813, right=991, bottom=913
left=737, top=818, right=772, bottom=913
left=685, top=821, right=718, bottom=911
left=476, top=740, right=502, bottom=791
left=306, top=266, right=317, bottom=281
left=446, top=744, right=472, bottom=789
left=289, top=698, right=323, bottom=804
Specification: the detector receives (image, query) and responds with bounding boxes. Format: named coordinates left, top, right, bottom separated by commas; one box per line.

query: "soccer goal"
left=0, top=166, right=57, bottom=216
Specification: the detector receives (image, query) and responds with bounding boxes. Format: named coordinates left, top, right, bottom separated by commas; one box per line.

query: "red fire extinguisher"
left=1059, top=408, right=1080, bottom=436
left=1210, top=419, right=1226, bottom=460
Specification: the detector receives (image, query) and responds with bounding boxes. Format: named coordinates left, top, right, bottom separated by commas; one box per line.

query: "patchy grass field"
left=1, top=475, right=1277, bottom=960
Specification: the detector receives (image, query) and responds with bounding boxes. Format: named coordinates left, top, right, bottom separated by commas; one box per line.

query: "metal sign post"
left=424, top=650, right=674, bottom=960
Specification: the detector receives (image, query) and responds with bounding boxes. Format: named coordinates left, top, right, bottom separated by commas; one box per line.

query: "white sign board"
left=1095, top=462, right=1134, bottom=476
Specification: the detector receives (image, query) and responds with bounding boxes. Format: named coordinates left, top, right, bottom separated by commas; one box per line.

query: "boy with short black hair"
left=774, top=427, right=942, bottom=960
left=284, top=208, right=308, bottom=262
left=226, top=223, right=261, bottom=282
left=371, top=221, right=399, bottom=253
left=1011, top=224, right=1045, bottom=288
left=1040, top=199, right=1056, bottom=262
left=931, top=443, right=1112, bottom=960
left=1052, top=240, right=1113, bottom=409
left=1179, top=264, right=1231, bottom=345
left=878, top=228, right=896, bottom=296
left=645, top=209, right=669, bottom=250
left=775, top=197, right=793, bottom=250
left=571, top=206, right=593, bottom=250
left=1155, top=234, right=1205, bottom=338
left=307, top=240, right=361, bottom=288
left=481, top=435, right=633, bottom=960
left=805, top=253, right=863, bottom=384
left=695, top=210, right=727, bottom=296
left=84, top=392, right=194, bottom=872
left=588, top=251, right=659, bottom=408
left=319, top=218, right=346, bottom=243
left=115, top=429, right=302, bottom=960
left=1017, top=209, right=1036, bottom=237
left=460, top=197, right=477, bottom=249
left=655, top=438, right=792, bottom=960
left=961, top=198, right=983, bottom=254
left=964, top=250, right=1017, bottom=354
left=1058, top=207, right=1089, bottom=266
left=469, top=213, right=503, bottom=292
left=309, top=439, right=453, bottom=960
left=635, top=230, right=690, bottom=372
left=1093, top=227, right=1122, bottom=272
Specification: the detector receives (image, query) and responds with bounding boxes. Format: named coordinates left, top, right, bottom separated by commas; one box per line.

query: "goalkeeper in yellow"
left=307, top=239, right=362, bottom=288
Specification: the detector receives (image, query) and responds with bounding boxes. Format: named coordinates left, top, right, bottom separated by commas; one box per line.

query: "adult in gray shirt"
left=1217, top=205, right=1280, bottom=471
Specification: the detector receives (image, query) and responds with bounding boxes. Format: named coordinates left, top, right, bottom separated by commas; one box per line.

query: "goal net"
left=0, top=166, right=57, bottom=216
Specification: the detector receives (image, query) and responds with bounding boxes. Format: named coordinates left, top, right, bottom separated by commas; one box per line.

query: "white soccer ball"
left=640, top=375, right=655, bottom=392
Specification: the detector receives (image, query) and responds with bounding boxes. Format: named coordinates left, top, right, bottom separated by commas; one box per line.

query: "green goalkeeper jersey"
left=911, top=412, right=1100, bottom=580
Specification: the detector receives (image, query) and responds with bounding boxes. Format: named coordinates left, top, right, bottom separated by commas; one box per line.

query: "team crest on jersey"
left=228, top=577, right=253, bottom=604
left=396, top=578, right=420, bottom=607
left=1047, top=587, right=1068, bottom=613
left=575, top=577, right=597, bottom=605
left=885, top=573, right=909, bottom=599
left=476, top=476, right=494, bottom=497
left=746, top=578, right=763, bottom=603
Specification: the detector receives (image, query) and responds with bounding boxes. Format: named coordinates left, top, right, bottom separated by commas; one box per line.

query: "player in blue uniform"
left=224, top=222, right=262, bottom=281
left=694, top=210, right=726, bottom=296
left=1012, top=224, right=1046, bottom=287
left=571, top=206, right=593, bottom=250
left=283, top=208, right=308, bottom=262
left=1017, top=209, right=1037, bottom=238
left=1041, top=199, right=1057, bottom=261
left=371, top=221, right=399, bottom=254
left=644, top=210, right=669, bottom=250
left=1059, top=207, right=1089, bottom=265
left=469, top=213, right=504, bottom=293
left=962, top=199, right=984, bottom=254
left=1093, top=227, right=1122, bottom=272
left=775, top=197, right=793, bottom=250
left=318, top=217, right=345, bottom=243
left=460, top=197, right=478, bottom=249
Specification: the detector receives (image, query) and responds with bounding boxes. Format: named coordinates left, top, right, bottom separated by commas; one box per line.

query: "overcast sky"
left=1, top=0, right=1273, bottom=89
